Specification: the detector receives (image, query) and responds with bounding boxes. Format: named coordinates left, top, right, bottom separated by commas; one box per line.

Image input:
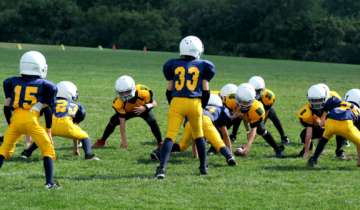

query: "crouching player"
left=1, top=51, right=60, bottom=189
left=232, top=83, right=285, bottom=157
left=21, top=81, right=100, bottom=161
left=93, top=76, right=163, bottom=154
left=308, top=89, right=360, bottom=167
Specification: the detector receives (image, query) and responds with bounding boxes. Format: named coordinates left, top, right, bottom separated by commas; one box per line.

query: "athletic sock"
left=219, top=146, right=231, bottom=157
left=101, top=123, right=116, bottom=142
left=0, top=155, right=5, bottom=168
left=159, top=138, right=173, bottom=168
left=26, top=142, right=38, bottom=153
left=43, top=156, right=54, bottom=185
left=195, top=137, right=207, bottom=168
left=312, top=137, right=329, bottom=162
left=271, top=115, right=285, bottom=136
left=171, top=143, right=180, bottom=152
left=262, top=131, right=279, bottom=150
left=81, top=138, right=92, bottom=155
left=149, top=122, right=162, bottom=144
left=335, top=136, right=343, bottom=150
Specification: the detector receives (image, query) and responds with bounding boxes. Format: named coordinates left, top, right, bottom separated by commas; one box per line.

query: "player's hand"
left=133, top=103, right=146, bottom=115
left=303, top=152, right=310, bottom=159
left=240, top=145, right=249, bottom=157
left=190, top=153, right=198, bottom=158
left=120, top=141, right=128, bottom=149
left=246, top=131, right=250, bottom=139
left=73, top=150, right=80, bottom=156
left=231, top=107, right=243, bottom=118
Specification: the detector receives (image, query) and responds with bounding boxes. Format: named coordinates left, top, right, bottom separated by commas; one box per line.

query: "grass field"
left=0, top=43, right=360, bottom=209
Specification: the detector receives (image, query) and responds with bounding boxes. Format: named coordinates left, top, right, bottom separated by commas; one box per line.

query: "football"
left=234, top=147, right=245, bottom=156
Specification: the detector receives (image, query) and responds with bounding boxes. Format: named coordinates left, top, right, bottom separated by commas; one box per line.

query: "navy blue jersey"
left=324, top=97, right=360, bottom=122
left=3, top=76, right=57, bottom=109
left=184, top=105, right=230, bottom=128
left=163, top=58, right=215, bottom=98
left=52, top=98, right=86, bottom=123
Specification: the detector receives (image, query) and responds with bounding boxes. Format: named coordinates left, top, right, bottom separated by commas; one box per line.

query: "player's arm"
left=4, top=97, right=12, bottom=125
left=303, top=126, right=313, bottom=159
left=244, top=121, right=250, bottom=139
left=264, top=110, right=270, bottom=123
left=221, top=125, right=232, bottom=153
left=119, top=117, right=127, bottom=149
left=191, top=138, right=198, bottom=158
left=166, top=80, right=173, bottom=105
left=318, top=116, right=326, bottom=129
left=72, top=122, right=80, bottom=155
left=201, top=80, right=210, bottom=109
left=42, top=103, right=53, bottom=145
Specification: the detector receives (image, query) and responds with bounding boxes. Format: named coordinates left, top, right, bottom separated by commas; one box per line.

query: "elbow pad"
left=42, top=106, right=53, bottom=129
left=166, top=90, right=173, bottom=105
left=3, top=106, right=12, bottom=125
left=201, top=90, right=210, bottom=109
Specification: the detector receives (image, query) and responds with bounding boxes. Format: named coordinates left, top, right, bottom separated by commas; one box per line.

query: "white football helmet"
left=344, top=89, right=360, bottom=108
left=307, top=85, right=327, bottom=110
left=57, top=81, right=79, bottom=102
left=179, top=36, right=204, bottom=59
left=235, top=83, right=256, bottom=111
left=317, top=83, right=330, bottom=101
left=19, top=51, right=48, bottom=78
left=207, top=93, right=223, bottom=107
left=249, top=76, right=265, bottom=100
left=115, top=76, right=136, bottom=102
left=220, top=84, right=237, bottom=103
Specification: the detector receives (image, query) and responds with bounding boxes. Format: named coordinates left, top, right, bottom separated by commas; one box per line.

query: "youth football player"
left=20, top=81, right=100, bottom=160
left=308, top=89, right=360, bottom=167
left=0, top=51, right=60, bottom=189
left=248, top=76, right=290, bottom=144
left=155, top=35, right=215, bottom=179
left=232, top=83, right=285, bottom=157
left=92, top=76, right=163, bottom=154
left=297, top=85, right=345, bottom=159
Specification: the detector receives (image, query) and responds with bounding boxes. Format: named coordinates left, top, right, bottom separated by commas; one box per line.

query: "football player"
left=0, top=51, right=60, bottom=189
left=308, top=89, right=360, bottom=167
left=92, top=76, right=163, bottom=154
left=248, top=76, right=290, bottom=144
left=155, top=35, right=215, bottom=179
left=297, top=85, right=345, bottom=159
left=232, top=83, right=285, bottom=157
left=20, top=81, right=100, bottom=161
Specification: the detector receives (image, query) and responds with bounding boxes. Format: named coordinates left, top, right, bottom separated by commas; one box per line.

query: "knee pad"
left=256, top=122, right=267, bottom=135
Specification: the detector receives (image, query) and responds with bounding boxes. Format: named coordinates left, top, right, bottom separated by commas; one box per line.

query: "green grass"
left=0, top=43, right=360, bottom=209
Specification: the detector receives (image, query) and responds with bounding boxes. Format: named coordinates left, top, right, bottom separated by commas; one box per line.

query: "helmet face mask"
left=179, top=36, right=204, bottom=59
left=220, top=84, right=237, bottom=104
left=248, top=76, right=265, bottom=100
left=56, top=81, right=78, bottom=102
left=235, top=83, right=256, bottom=112
left=307, top=85, right=326, bottom=110
left=19, top=51, right=48, bottom=78
left=115, top=76, right=136, bottom=102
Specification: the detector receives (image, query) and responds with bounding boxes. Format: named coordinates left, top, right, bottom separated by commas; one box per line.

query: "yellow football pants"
left=165, top=97, right=203, bottom=142
left=179, top=115, right=226, bottom=153
left=323, top=119, right=360, bottom=148
left=46, top=116, right=89, bottom=140
left=0, top=108, right=55, bottom=160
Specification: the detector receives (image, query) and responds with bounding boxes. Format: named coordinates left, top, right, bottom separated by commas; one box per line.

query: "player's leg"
left=258, top=122, right=284, bottom=157
left=174, top=121, right=193, bottom=153
left=335, top=135, right=346, bottom=159
left=298, top=128, right=315, bottom=157
left=92, top=114, right=119, bottom=147
left=268, top=108, right=290, bottom=144
left=141, top=110, right=163, bottom=148
left=229, top=117, right=241, bottom=142
left=0, top=124, right=23, bottom=168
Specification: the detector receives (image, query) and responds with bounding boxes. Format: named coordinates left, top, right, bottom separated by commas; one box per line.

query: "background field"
left=0, top=44, right=359, bottom=209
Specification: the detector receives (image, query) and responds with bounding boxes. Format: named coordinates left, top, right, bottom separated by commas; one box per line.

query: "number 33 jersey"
left=163, top=59, right=215, bottom=98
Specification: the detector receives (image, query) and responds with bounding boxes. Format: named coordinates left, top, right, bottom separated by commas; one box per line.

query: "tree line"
left=1, top=0, right=360, bottom=64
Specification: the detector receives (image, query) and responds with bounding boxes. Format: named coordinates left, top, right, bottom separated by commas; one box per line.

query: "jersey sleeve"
left=297, top=105, right=313, bottom=127
left=330, top=91, right=341, bottom=99
left=261, top=89, right=275, bottom=110
left=163, top=59, right=174, bottom=81
left=137, top=85, right=153, bottom=103
left=112, top=97, right=126, bottom=115
left=248, top=102, right=265, bottom=124
left=42, top=80, right=57, bottom=105
left=73, top=103, right=86, bottom=123
left=3, top=77, right=13, bottom=98
left=225, top=93, right=237, bottom=110
left=202, top=60, right=216, bottom=82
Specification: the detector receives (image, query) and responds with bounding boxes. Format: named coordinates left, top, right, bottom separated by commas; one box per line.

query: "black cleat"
left=85, top=153, right=100, bottom=161
left=343, top=139, right=350, bottom=147
left=307, top=157, right=317, bottom=167
left=229, top=133, right=237, bottom=142
left=275, top=145, right=285, bottom=157
left=298, top=142, right=314, bottom=157
left=226, top=154, right=238, bottom=166
left=199, top=166, right=209, bottom=175
left=155, top=167, right=166, bottom=179
left=20, top=150, right=32, bottom=159
left=281, top=135, right=290, bottom=144
left=150, top=148, right=161, bottom=161
left=45, top=180, right=61, bottom=189
left=335, top=148, right=346, bottom=159
left=206, top=146, right=218, bottom=156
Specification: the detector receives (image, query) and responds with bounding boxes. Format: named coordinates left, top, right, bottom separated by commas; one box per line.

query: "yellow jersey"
left=259, top=89, right=275, bottom=110
left=297, top=104, right=326, bottom=129
left=235, top=100, right=265, bottom=126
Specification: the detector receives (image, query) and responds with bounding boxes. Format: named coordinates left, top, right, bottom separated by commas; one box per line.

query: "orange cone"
left=113, top=45, right=115, bottom=51
left=143, top=46, right=147, bottom=52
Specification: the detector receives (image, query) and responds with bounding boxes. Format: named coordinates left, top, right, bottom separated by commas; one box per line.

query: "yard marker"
left=97, top=45, right=103, bottom=50
left=15, top=44, right=22, bottom=49
left=59, top=45, right=65, bottom=50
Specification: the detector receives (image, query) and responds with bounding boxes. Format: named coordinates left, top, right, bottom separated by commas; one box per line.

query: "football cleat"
left=199, top=166, right=209, bottom=175
left=20, top=150, right=32, bottom=159
left=275, top=145, right=285, bottom=157
left=281, top=135, right=290, bottom=144
left=85, top=153, right=100, bottom=161
left=150, top=148, right=161, bottom=161
left=226, top=154, right=238, bottom=166
left=307, top=157, right=317, bottom=167
left=298, top=142, right=314, bottom=157
left=229, top=133, right=237, bottom=142
left=343, top=139, right=350, bottom=147
left=155, top=167, right=166, bottom=179
left=206, top=146, right=218, bottom=156
left=92, top=139, right=106, bottom=147
left=45, top=180, right=61, bottom=189
left=335, top=148, right=346, bottom=160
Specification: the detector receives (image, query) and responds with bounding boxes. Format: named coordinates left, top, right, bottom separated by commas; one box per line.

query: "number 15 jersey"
left=163, top=58, right=215, bottom=98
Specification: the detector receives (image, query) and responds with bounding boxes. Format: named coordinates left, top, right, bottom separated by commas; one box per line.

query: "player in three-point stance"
left=0, top=51, right=60, bottom=189
left=155, top=35, right=215, bottom=179
left=232, top=83, right=285, bottom=157
left=308, top=89, right=360, bottom=167
left=92, top=76, right=163, bottom=155
left=20, top=81, right=100, bottom=161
